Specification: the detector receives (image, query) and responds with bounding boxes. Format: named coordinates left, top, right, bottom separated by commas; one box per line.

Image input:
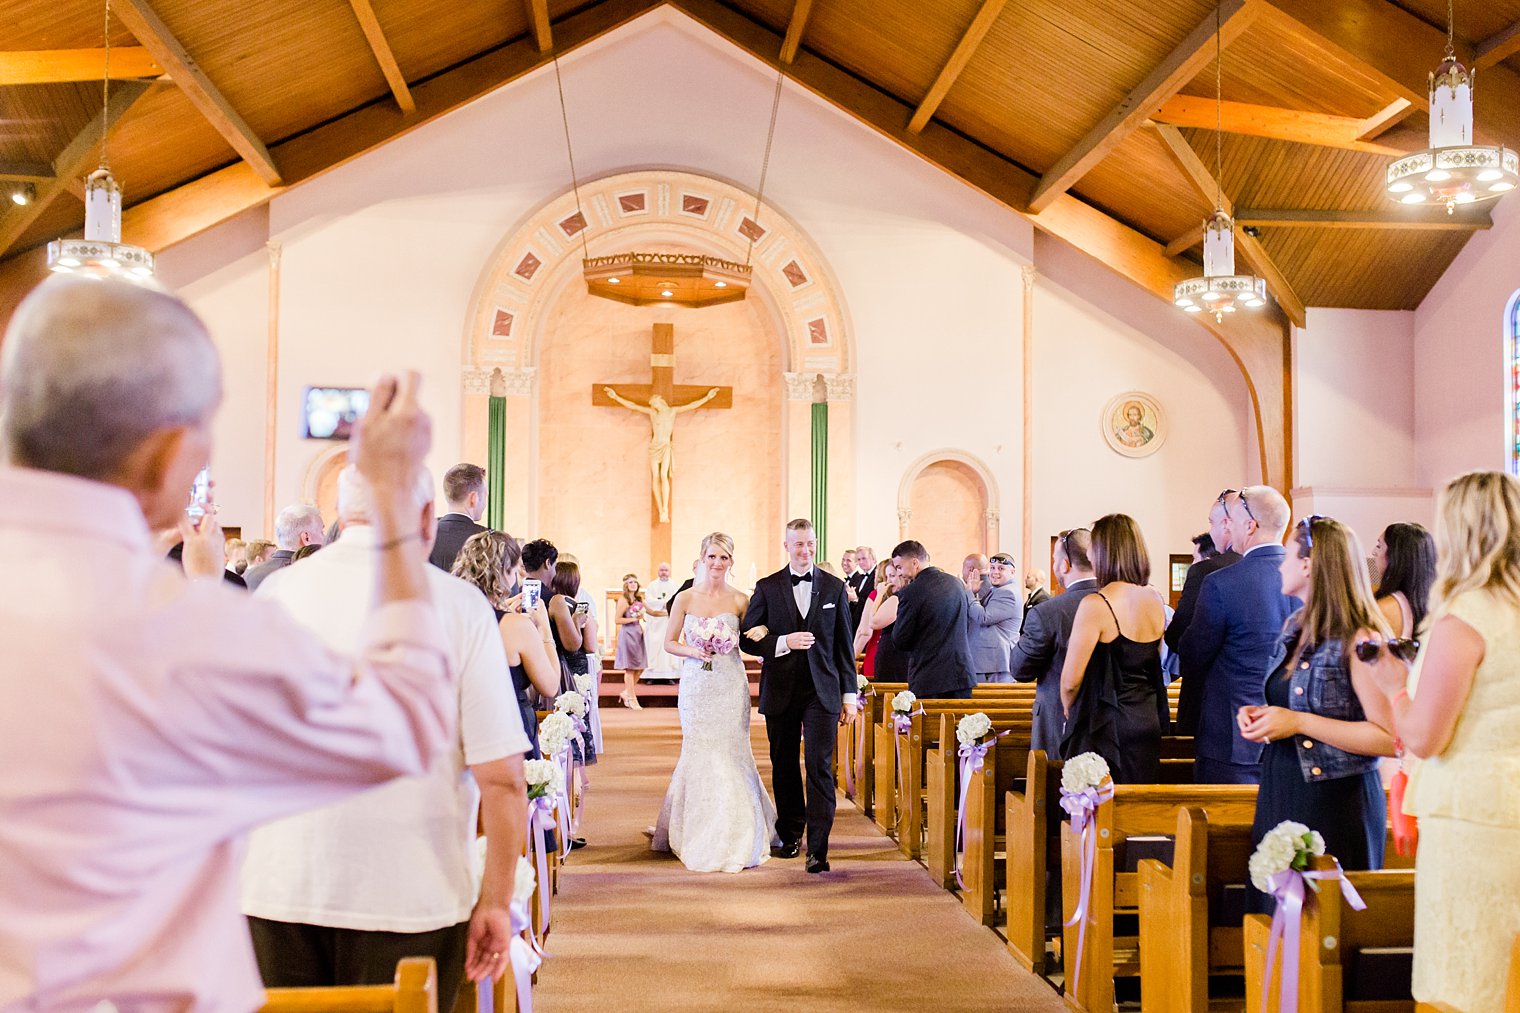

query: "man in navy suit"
left=890, top=540, right=975, bottom=700
left=427, top=463, right=488, bottom=572
left=1167, top=490, right=1244, bottom=734
left=1179, top=485, right=1300, bottom=784
left=741, top=519, right=857, bottom=873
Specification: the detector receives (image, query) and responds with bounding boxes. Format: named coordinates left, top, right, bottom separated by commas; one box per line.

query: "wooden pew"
left=889, top=697, right=1033, bottom=858
left=924, top=712, right=1033, bottom=889
left=260, top=957, right=438, bottom=1013
left=955, top=719, right=1037, bottom=916
left=1138, top=807, right=1255, bottom=1013
left=1062, top=784, right=1258, bottom=1013
left=1006, top=749, right=1064, bottom=976
left=1243, top=858, right=1416, bottom=1013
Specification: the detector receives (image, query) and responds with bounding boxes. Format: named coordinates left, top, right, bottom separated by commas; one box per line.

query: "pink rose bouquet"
left=689, top=616, right=739, bottom=671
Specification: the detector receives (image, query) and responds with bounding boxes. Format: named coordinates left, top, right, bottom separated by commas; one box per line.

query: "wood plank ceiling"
left=2, top=0, right=1518, bottom=311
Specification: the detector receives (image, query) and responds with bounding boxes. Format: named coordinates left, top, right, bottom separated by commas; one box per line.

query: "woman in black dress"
left=864, top=561, right=910, bottom=682
left=549, top=559, right=596, bottom=766
left=1058, top=513, right=1169, bottom=784
left=1239, top=516, right=1398, bottom=912
left=451, top=531, right=559, bottom=755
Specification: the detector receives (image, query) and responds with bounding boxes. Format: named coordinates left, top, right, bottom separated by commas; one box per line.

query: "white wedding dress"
left=652, top=613, right=779, bottom=872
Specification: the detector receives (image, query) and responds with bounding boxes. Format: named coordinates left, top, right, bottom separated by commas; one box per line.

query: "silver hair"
left=274, top=504, right=326, bottom=550
left=0, top=276, right=221, bottom=478
left=336, top=463, right=433, bottom=522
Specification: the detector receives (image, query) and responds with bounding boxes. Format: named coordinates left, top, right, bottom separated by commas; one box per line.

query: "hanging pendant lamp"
left=1173, top=0, right=1266, bottom=323
left=1385, top=0, right=1518, bottom=213
left=47, top=0, right=154, bottom=281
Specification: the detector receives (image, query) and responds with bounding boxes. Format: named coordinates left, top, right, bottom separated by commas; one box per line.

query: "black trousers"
left=248, top=916, right=470, bottom=1011
left=765, top=688, right=839, bottom=859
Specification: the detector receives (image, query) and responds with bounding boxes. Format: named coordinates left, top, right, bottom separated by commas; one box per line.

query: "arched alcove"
left=897, top=450, right=999, bottom=560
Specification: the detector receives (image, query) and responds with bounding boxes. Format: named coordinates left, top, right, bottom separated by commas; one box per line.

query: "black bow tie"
left=790, top=570, right=813, bottom=585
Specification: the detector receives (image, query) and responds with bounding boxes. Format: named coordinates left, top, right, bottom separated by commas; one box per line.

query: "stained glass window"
left=1512, top=293, right=1520, bottom=475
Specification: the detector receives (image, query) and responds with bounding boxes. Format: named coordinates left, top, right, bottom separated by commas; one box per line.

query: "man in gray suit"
left=965, top=552, right=1023, bottom=683
left=244, top=504, right=324, bottom=593
left=1011, top=529, right=1099, bottom=756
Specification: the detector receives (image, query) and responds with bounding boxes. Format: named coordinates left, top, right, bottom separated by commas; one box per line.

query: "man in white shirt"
left=643, top=561, right=679, bottom=678
left=243, top=465, right=529, bottom=1006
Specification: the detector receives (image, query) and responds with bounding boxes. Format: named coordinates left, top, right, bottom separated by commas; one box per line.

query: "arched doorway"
left=897, top=450, right=999, bottom=563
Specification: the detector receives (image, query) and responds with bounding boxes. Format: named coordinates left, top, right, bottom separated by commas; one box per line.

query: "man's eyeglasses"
left=1354, top=638, right=1420, bottom=664
left=1057, top=528, right=1088, bottom=560
left=1297, top=514, right=1326, bottom=549
left=1216, top=488, right=1239, bottom=505
left=1237, top=489, right=1257, bottom=524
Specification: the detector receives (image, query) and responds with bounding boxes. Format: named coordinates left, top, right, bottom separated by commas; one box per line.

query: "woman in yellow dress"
left=1366, top=471, right=1520, bottom=1012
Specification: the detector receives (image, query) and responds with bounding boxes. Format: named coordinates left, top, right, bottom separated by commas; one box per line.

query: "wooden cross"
left=591, top=323, right=733, bottom=571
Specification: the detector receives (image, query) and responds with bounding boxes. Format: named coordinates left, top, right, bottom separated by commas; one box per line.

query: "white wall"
left=1414, top=195, right=1520, bottom=487
left=151, top=6, right=1256, bottom=574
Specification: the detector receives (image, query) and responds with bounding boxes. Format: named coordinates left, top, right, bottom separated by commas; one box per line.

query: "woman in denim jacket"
left=1238, top=515, right=1399, bottom=912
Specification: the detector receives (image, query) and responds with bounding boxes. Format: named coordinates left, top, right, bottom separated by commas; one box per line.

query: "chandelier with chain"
left=47, top=0, right=153, bottom=281
left=1386, top=0, right=1518, bottom=213
left=1173, top=0, right=1267, bottom=322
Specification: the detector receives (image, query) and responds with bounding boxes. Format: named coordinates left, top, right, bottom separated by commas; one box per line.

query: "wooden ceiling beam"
left=0, top=81, right=149, bottom=257
left=0, top=47, right=161, bottom=85
left=1262, top=0, right=1520, bottom=150
left=1356, top=97, right=1413, bottom=141
left=1152, top=122, right=1305, bottom=328
left=111, top=0, right=282, bottom=185
left=1474, top=18, right=1520, bottom=70
left=907, top=0, right=1008, bottom=134
left=1026, top=0, right=1260, bottom=213
left=779, top=0, right=812, bottom=64
left=1151, top=95, right=1414, bottom=154
left=524, top=0, right=553, bottom=54
left=347, top=0, right=415, bottom=113
left=0, top=163, right=56, bottom=183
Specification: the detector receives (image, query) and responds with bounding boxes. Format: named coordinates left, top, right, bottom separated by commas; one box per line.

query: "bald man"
left=1179, top=485, right=1301, bottom=784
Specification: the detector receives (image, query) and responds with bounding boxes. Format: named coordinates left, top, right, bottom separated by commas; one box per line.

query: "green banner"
left=487, top=395, right=505, bottom=531
left=811, top=401, right=828, bottom=561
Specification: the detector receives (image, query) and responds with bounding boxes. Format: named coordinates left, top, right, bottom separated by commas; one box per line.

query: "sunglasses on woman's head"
left=1353, top=638, right=1420, bottom=664
left=1297, top=514, right=1326, bottom=549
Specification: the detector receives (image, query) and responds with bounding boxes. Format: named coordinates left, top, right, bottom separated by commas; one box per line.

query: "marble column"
left=487, top=369, right=507, bottom=531
left=463, top=365, right=536, bottom=535
left=822, top=372, right=856, bottom=562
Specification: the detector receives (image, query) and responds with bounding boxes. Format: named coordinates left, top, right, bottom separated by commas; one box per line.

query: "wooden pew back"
left=260, top=957, right=438, bottom=1013
left=925, top=711, right=1033, bottom=887
left=1006, top=749, right=1064, bottom=976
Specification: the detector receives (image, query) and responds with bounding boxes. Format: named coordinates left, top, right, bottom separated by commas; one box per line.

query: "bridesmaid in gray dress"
left=615, top=574, right=648, bottom=708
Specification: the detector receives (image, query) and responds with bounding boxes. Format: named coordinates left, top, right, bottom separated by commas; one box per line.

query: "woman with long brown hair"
left=1059, top=513, right=1169, bottom=783
left=1238, top=515, right=1397, bottom=911
left=1365, top=472, right=1520, bottom=1012
left=614, top=573, right=648, bottom=709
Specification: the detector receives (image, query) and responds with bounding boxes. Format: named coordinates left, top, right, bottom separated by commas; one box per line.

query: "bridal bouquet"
left=538, top=712, right=576, bottom=758
left=524, top=758, right=565, bottom=802
left=1249, top=820, right=1326, bottom=892
left=955, top=712, right=994, bottom=748
left=689, top=616, right=739, bottom=671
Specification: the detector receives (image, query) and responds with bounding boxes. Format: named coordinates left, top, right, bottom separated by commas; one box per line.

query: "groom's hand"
left=839, top=700, right=858, bottom=726
left=784, top=632, right=815, bottom=650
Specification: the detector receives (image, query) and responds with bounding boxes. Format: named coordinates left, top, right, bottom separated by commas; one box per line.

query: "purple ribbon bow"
left=890, top=707, right=923, bottom=832
left=954, top=731, right=1009, bottom=889
left=526, top=795, right=557, bottom=934
left=1060, top=780, right=1116, bottom=991
left=1261, top=861, right=1366, bottom=1013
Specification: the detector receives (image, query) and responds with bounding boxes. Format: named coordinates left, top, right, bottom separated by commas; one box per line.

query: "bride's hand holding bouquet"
left=689, top=617, right=740, bottom=671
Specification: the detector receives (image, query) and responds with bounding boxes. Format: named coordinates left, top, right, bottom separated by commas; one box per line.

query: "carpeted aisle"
left=533, top=708, right=1065, bottom=1012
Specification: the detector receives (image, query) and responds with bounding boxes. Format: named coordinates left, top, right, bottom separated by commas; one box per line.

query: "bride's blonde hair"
left=1431, top=470, right=1520, bottom=615
left=699, top=532, right=735, bottom=559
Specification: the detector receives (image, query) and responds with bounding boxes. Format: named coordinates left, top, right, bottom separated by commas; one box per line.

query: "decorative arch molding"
left=464, top=169, right=855, bottom=379
left=301, top=443, right=350, bottom=523
left=896, top=449, right=1001, bottom=551
left=1506, top=287, right=1520, bottom=475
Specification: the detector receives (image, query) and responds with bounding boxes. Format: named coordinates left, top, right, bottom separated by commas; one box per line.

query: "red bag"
left=1390, top=760, right=1419, bottom=858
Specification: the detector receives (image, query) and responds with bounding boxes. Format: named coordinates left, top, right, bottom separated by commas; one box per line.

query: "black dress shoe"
left=805, top=855, right=830, bottom=874
left=773, top=840, right=801, bottom=859
left=569, top=837, right=588, bottom=851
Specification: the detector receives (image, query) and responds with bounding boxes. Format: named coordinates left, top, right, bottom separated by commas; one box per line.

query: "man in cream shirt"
left=643, top=561, right=679, bottom=679
left=242, top=465, right=528, bottom=1006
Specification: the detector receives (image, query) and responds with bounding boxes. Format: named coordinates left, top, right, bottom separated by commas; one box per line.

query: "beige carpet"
left=534, top=709, right=1065, bottom=1012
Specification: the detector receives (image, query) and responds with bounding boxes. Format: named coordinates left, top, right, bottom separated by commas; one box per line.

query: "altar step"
left=596, top=655, right=760, bottom=708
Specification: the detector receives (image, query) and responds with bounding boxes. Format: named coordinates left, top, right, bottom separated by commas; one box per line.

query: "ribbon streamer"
left=552, top=747, right=574, bottom=858
left=890, top=707, right=923, bottom=833
left=526, top=796, right=557, bottom=936
left=1060, top=780, right=1116, bottom=992
left=1260, top=862, right=1366, bottom=1013
left=954, top=731, right=1009, bottom=889
left=490, top=897, right=542, bottom=1013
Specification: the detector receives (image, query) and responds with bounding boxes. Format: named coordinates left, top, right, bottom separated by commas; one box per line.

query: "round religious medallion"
left=1100, top=391, right=1166, bottom=459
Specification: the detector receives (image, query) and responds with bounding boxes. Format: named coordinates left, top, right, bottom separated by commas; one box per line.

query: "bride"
left=650, top=532, right=778, bottom=872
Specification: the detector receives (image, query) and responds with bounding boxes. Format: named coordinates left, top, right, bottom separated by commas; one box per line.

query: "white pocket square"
left=822, top=603, right=836, bottom=609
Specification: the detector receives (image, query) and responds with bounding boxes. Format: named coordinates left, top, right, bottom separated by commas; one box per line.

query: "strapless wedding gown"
left=652, top=613, right=778, bottom=872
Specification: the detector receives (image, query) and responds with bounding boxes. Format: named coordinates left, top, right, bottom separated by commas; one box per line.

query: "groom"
left=742, top=518, right=858, bottom=873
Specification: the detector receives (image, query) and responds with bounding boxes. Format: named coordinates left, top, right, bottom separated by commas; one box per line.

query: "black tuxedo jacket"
left=892, top=565, right=976, bottom=697
left=845, top=569, right=873, bottom=632
left=741, top=565, right=856, bottom=716
left=429, top=514, right=487, bottom=572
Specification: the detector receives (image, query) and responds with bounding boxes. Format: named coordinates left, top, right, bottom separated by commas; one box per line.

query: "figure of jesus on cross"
left=601, top=384, right=721, bottom=523
left=592, top=324, right=733, bottom=553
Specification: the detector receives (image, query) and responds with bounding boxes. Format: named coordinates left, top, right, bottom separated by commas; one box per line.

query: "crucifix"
left=592, top=323, right=733, bottom=569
